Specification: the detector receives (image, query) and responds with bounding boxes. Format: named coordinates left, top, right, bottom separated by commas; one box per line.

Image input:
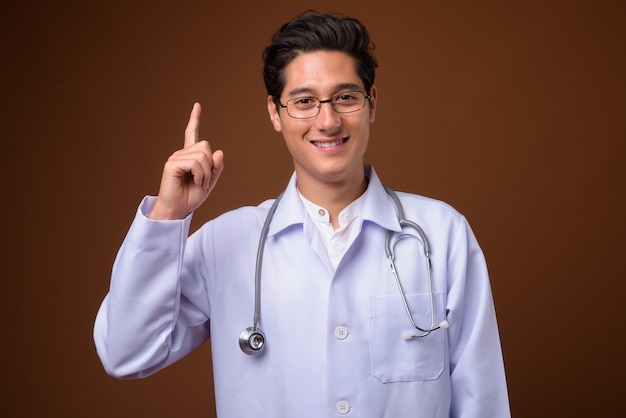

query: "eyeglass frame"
left=275, top=90, right=372, bottom=119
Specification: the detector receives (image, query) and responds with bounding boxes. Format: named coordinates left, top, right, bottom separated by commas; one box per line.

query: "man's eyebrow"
left=334, top=82, right=363, bottom=92
left=286, top=83, right=365, bottom=97
left=286, top=87, right=316, bottom=97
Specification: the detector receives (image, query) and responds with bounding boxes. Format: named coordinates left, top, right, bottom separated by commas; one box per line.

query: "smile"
left=311, top=138, right=348, bottom=148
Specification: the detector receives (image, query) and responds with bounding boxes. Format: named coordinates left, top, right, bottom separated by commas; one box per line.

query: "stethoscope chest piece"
left=239, top=326, right=266, bottom=355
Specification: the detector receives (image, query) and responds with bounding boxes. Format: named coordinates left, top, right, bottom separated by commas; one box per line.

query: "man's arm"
left=93, top=104, right=223, bottom=378
left=447, top=218, right=511, bottom=417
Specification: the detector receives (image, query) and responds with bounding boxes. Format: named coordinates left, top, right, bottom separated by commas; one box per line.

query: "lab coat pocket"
left=370, top=293, right=445, bottom=382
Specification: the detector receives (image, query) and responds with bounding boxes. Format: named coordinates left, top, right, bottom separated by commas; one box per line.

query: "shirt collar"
left=298, top=189, right=365, bottom=229
left=267, top=165, right=402, bottom=237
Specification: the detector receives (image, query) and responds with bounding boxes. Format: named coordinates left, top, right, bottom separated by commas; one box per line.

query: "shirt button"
left=336, top=400, right=351, bottom=414
left=334, top=326, right=349, bottom=340
left=318, top=208, right=326, bottom=216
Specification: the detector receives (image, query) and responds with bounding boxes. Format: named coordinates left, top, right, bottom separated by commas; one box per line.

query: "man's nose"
left=315, top=100, right=341, bottom=130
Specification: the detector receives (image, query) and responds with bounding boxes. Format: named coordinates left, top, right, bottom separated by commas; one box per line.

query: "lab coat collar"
left=266, top=165, right=402, bottom=237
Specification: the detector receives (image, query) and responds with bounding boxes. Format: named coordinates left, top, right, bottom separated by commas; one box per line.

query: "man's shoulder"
left=395, top=191, right=460, bottom=214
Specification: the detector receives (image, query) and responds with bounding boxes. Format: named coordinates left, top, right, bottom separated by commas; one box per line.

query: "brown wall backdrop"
left=3, top=0, right=625, bottom=416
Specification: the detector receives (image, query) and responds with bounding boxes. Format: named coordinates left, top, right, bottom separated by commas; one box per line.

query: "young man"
left=94, top=11, right=510, bottom=417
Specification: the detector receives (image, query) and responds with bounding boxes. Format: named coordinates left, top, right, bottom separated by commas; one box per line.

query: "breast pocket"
left=369, top=293, right=446, bottom=382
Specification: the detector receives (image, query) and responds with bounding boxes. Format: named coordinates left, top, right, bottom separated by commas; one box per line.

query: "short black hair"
left=263, top=10, right=377, bottom=105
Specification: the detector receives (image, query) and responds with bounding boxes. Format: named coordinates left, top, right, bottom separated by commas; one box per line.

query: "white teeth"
left=313, top=139, right=345, bottom=148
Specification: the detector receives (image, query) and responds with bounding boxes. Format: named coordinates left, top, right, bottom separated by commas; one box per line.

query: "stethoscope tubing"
left=253, top=192, right=284, bottom=330
left=383, top=186, right=440, bottom=337
left=242, top=186, right=446, bottom=355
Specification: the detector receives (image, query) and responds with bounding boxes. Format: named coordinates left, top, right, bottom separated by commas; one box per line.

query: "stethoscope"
left=239, top=186, right=448, bottom=355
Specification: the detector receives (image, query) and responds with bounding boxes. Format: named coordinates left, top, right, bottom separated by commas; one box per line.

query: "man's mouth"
left=311, top=138, right=348, bottom=148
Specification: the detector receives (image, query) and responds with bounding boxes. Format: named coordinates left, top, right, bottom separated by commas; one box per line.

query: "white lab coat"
left=94, top=166, right=510, bottom=417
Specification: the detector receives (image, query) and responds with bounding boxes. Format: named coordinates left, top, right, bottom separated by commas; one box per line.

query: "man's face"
left=267, top=50, right=377, bottom=189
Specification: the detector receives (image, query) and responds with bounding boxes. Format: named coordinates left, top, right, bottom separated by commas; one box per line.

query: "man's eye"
left=336, top=94, right=356, bottom=103
left=291, top=97, right=317, bottom=108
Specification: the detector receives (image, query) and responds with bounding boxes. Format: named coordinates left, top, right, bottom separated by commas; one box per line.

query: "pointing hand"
left=149, top=103, right=224, bottom=220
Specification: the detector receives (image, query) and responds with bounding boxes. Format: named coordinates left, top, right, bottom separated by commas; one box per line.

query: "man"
left=94, top=10, right=510, bottom=417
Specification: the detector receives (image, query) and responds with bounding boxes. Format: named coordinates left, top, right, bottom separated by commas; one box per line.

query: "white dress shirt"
left=94, top=165, right=510, bottom=417
left=299, top=190, right=365, bottom=270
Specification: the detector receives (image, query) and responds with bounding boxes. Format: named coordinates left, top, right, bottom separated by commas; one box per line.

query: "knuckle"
left=197, top=139, right=211, bottom=150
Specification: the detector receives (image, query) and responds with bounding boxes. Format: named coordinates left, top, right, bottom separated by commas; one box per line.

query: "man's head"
left=264, top=11, right=378, bottom=193
left=263, top=10, right=378, bottom=108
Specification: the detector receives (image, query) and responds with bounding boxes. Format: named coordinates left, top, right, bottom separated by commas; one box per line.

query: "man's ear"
left=267, top=95, right=283, bottom=132
left=368, top=85, right=377, bottom=123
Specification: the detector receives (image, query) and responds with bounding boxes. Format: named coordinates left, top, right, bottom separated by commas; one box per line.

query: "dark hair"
left=263, top=10, right=377, bottom=104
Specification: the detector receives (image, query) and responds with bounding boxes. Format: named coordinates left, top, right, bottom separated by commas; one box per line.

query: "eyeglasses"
left=278, top=90, right=371, bottom=119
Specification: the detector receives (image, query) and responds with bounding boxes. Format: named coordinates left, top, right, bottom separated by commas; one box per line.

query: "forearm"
left=93, top=196, right=208, bottom=378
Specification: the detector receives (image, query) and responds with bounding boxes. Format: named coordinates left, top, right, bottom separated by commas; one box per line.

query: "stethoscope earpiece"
left=239, top=326, right=266, bottom=355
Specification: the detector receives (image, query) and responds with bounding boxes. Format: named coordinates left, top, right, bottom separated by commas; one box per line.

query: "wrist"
left=148, top=200, right=190, bottom=220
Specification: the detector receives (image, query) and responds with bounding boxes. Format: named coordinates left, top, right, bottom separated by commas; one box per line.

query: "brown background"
left=3, top=0, right=625, bottom=416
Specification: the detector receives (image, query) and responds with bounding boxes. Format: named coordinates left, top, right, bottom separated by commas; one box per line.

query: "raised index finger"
left=184, top=102, right=201, bottom=148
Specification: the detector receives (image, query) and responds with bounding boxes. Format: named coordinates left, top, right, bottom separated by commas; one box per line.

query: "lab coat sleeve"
left=93, top=196, right=212, bottom=379
left=446, top=216, right=511, bottom=417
